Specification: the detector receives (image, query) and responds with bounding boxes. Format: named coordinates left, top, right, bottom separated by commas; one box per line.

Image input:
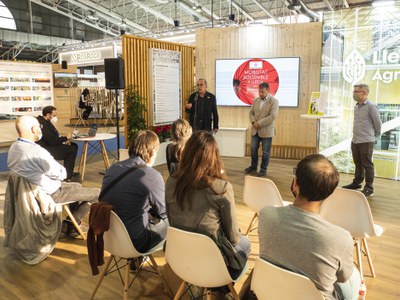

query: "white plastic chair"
left=251, top=258, right=324, bottom=300
left=165, top=227, right=248, bottom=300
left=103, top=101, right=115, bottom=126
left=91, top=211, right=171, bottom=300
left=243, top=176, right=291, bottom=235
left=319, top=187, right=383, bottom=279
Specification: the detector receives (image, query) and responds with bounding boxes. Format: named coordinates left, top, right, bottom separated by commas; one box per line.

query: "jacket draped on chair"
left=3, top=173, right=62, bottom=264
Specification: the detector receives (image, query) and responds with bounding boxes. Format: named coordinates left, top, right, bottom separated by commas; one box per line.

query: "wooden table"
left=72, top=133, right=116, bottom=181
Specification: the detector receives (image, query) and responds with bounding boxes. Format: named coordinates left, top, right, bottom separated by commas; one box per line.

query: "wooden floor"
left=0, top=155, right=399, bottom=299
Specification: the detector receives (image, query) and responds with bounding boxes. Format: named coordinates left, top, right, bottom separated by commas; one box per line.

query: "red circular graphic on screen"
left=233, top=59, right=279, bottom=105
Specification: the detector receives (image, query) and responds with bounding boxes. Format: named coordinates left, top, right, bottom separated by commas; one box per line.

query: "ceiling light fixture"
left=372, top=0, right=395, bottom=7
left=87, top=11, right=99, bottom=21
left=286, top=0, right=301, bottom=11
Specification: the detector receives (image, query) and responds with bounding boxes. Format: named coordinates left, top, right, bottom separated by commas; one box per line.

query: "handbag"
left=98, top=164, right=146, bottom=201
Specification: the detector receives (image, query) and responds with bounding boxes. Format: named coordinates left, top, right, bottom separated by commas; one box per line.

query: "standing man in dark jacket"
left=36, top=105, right=78, bottom=181
left=185, top=78, right=219, bottom=133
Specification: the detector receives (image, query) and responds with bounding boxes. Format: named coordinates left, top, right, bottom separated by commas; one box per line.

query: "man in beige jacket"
left=245, top=82, right=279, bottom=177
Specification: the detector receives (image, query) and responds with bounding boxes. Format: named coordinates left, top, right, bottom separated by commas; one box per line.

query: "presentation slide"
left=215, top=57, right=300, bottom=107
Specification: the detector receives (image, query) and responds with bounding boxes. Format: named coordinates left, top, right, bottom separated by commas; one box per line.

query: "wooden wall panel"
left=122, top=35, right=195, bottom=146
left=195, top=23, right=322, bottom=158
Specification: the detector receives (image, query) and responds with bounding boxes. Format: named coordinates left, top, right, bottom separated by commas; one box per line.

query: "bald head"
left=16, top=116, right=42, bottom=142
left=294, top=154, right=339, bottom=201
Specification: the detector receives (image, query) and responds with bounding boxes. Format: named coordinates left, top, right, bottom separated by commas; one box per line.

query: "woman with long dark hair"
left=165, top=131, right=250, bottom=279
left=79, top=88, right=93, bottom=120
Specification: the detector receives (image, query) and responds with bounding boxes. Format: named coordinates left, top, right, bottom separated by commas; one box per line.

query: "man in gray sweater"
left=343, top=83, right=382, bottom=198
left=258, top=154, right=361, bottom=300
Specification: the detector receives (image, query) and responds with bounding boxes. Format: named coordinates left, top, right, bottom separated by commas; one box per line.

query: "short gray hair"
left=198, top=78, right=207, bottom=85
left=354, top=83, right=369, bottom=94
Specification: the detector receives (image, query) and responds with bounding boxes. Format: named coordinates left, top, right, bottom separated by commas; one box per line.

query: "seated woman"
left=166, top=118, right=192, bottom=174
left=165, top=131, right=250, bottom=279
left=79, top=88, right=93, bottom=120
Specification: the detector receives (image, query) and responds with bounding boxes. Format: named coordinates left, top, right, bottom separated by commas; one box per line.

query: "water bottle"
left=358, top=280, right=366, bottom=300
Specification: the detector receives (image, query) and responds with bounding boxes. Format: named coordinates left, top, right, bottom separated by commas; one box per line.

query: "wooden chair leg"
left=206, top=289, right=212, bottom=300
left=123, top=259, right=130, bottom=300
left=91, top=255, right=114, bottom=300
left=100, top=141, right=110, bottom=169
left=174, top=281, right=187, bottom=300
left=228, top=283, right=240, bottom=300
left=362, top=238, right=376, bottom=278
left=355, top=239, right=363, bottom=280
left=63, top=205, right=86, bottom=240
left=245, top=213, right=258, bottom=236
left=148, top=255, right=173, bottom=298
left=79, top=142, right=88, bottom=181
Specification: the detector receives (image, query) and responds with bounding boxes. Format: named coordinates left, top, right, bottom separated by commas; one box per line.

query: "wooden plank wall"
left=122, top=35, right=195, bottom=146
left=195, top=23, right=323, bottom=159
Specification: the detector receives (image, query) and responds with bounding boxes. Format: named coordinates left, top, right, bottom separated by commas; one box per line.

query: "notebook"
left=74, top=123, right=98, bottom=138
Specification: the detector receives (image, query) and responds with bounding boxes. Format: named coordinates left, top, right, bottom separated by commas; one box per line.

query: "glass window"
left=0, top=1, right=17, bottom=30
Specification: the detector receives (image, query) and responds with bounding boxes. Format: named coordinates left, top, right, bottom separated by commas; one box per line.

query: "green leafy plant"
left=125, top=86, right=147, bottom=144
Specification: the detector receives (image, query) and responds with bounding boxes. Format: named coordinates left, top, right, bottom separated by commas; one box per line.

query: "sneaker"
left=362, top=188, right=374, bottom=198
left=244, top=166, right=257, bottom=174
left=130, top=256, right=144, bottom=272
left=257, top=170, right=266, bottom=177
left=342, top=182, right=362, bottom=190
left=60, top=221, right=80, bottom=238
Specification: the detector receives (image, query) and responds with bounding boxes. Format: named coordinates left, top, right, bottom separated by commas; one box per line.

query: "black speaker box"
left=105, top=58, right=125, bottom=89
left=61, top=60, right=68, bottom=69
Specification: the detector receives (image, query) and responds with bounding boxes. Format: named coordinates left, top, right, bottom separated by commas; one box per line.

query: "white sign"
left=343, top=49, right=400, bottom=84
left=0, top=61, right=53, bottom=116
left=149, top=48, right=181, bottom=126
left=59, top=46, right=115, bottom=66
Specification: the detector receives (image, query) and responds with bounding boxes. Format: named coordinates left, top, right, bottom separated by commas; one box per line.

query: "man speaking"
left=185, top=78, right=219, bottom=133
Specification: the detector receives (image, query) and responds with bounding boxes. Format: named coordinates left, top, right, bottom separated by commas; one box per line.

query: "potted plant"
left=125, top=86, right=147, bottom=144
left=153, top=124, right=172, bottom=142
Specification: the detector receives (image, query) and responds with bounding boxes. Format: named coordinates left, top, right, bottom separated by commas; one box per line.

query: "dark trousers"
left=250, top=134, right=272, bottom=172
left=351, top=142, right=375, bottom=190
left=45, top=142, right=78, bottom=178
left=81, top=105, right=92, bottom=120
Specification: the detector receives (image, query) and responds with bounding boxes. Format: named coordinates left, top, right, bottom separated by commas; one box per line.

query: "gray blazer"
left=249, top=94, right=279, bottom=138
left=165, top=177, right=241, bottom=246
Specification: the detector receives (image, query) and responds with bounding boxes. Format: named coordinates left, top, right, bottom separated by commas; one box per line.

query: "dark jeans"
left=45, top=142, right=78, bottom=178
left=351, top=142, right=375, bottom=190
left=81, top=105, right=92, bottom=120
left=140, top=219, right=169, bottom=253
left=251, top=134, right=272, bottom=172
left=229, top=235, right=251, bottom=279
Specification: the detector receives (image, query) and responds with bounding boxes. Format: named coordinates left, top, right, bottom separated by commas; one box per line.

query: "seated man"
left=36, top=105, right=78, bottom=181
left=100, top=130, right=169, bottom=253
left=258, top=154, right=361, bottom=300
left=8, top=116, right=99, bottom=236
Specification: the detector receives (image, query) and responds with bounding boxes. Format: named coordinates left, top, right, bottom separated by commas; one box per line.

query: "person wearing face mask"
left=258, top=154, right=361, bottom=300
left=36, top=105, right=78, bottom=181
left=342, top=84, right=382, bottom=198
left=7, top=116, right=99, bottom=236
left=100, top=130, right=169, bottom=253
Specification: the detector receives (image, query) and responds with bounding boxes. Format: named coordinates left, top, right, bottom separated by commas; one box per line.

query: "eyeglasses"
left=353, top=91, right=364, bottom=94
left=293, top=167, right=297, bottom=175
left=197, top=84, right=205, bottom=87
